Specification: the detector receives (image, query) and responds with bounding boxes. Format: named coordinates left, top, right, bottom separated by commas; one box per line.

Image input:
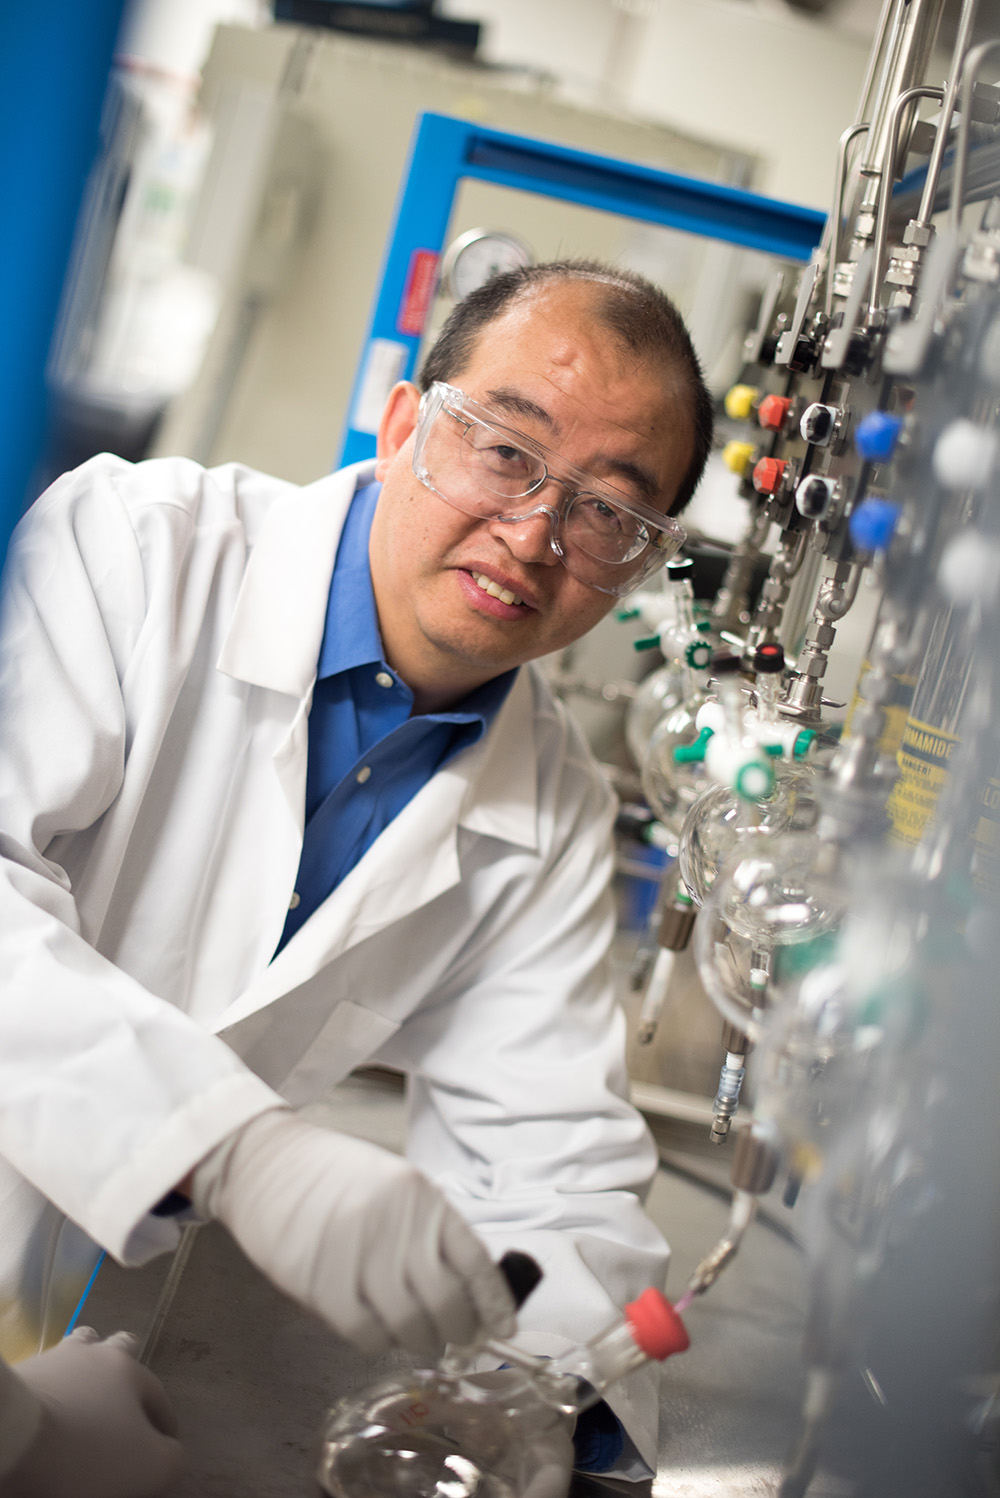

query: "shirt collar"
left=317, top=479, right=383, bottom=679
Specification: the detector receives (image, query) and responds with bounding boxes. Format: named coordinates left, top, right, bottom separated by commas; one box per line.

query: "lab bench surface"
left=82, top=1075, right=850, bottom=1497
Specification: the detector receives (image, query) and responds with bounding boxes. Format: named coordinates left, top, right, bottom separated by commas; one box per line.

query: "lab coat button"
left=356, top=766, right=372, bottom=783
left=289, top=891, right=301, bottom=910
left=375, top=671, right=394, bottom=688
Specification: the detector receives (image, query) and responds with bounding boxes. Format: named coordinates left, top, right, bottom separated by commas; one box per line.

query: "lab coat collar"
left=456, top=665, right=538, bottom=849
left=215, top=460, right=375, bottom=698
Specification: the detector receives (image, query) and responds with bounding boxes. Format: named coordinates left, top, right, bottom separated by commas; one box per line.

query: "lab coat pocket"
left=273, top=1001, right=400, bottom=1107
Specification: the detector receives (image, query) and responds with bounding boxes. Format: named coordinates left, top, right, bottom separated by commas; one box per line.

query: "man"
left=0, top=259, right=712, bottom=1484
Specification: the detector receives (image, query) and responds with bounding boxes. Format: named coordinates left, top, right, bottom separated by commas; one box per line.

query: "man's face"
left=369, top=280, right=694, bottom=712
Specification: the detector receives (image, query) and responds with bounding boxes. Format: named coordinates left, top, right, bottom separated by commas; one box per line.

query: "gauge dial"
left=441, top=229, right=534, bottom=301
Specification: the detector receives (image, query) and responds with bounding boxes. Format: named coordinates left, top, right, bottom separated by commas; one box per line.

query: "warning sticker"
left=397, top=249, right=439, bottom=336
left=351, top=338, right=408, bottom=435
left=887, top=715, right=959, bottom=847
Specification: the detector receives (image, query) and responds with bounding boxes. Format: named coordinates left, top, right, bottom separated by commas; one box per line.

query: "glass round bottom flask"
left=752, top=854, right=933, bottom=1172
left=641, top=696, right=711, bottom=839
left=678, top=762, right=821, bottom=907
left=693, top=831, right=847, bottom=1043
left=316, top=1363, right=549, bottom=1498
left=316, top=1288, right=689, bottom=1498
left=625, top=661, right=688, bottom=768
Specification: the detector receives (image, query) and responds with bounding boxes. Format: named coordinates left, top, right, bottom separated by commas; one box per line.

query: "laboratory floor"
left=84, top=1070, right=852, bottom=1498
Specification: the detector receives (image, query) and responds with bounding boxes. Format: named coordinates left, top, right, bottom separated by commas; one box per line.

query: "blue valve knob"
left=850, top=498, right=902, bottom=553
left=855, top=411, right=903, bottom=463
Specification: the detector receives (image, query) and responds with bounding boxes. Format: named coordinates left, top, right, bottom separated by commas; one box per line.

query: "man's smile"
left=456, top=565, right=537, bottom=619
left=471, top=571, right=527, bottom=607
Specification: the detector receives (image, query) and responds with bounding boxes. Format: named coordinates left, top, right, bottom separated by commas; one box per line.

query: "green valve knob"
left=633, top=634, right=661, bottom=652
left=696, top=620, right=711, bottom=633
left=616, top=607, right=641, bottom=621
left=735, top=759, right=775, bottom=802
left=764, top=743, right=782, bottom=757
left=793, top=729, right=817, bottom=759
left=685, top=640, right=712, bottom=669
left=673, top=725, right=714, bottom=763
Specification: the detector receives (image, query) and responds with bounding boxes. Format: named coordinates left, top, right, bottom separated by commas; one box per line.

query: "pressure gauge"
left=440, top=229, right=534, bottom=301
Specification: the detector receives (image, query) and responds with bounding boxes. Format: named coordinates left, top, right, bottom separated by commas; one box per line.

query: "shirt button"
left=289, top=891, right=301, bottom=910
left=356, top=765, right=372, bottom=784
left=375, top=671, right=394, bottom=688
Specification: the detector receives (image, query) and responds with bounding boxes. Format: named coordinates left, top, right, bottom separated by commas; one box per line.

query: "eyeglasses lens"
left=417, top=394, right=667, bottom=594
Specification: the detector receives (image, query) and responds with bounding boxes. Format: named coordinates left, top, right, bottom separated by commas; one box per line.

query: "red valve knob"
left=752, top=457, right=787, bottom=495
left=758, top=394, right=792, bottom=431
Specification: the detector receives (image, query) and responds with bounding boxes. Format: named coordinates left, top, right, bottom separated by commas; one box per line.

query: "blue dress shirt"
left=274, top=480, right=514, bottom=953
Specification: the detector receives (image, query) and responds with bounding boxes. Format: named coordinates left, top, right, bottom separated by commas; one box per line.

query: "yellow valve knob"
left=724, top=384, right=759, bottom=421
left=722, top=440, right=756, bottom=477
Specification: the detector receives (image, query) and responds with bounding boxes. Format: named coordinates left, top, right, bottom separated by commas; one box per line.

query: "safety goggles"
left=412, top=382, right=686, bottom=597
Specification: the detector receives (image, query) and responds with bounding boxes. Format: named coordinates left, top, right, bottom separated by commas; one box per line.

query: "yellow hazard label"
left=887, top=715, right=959, bottom=847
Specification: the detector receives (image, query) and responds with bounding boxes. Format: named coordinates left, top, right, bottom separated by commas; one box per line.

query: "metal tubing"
left=827, top=123, right=870, bottom=316
left=851, top=0, right=902, bottom=132
left=950, top=39, right=1000, bottom=232
left=868, top=86, right=944, bottom=321
left=860, top=0, right=945, bottom=185
left=917, top=0, right=981, bottom=226
left=816, top=562, right=864, bottom=621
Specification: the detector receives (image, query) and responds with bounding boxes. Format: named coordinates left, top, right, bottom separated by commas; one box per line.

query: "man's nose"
left=489, top=503, right=563, bottom=567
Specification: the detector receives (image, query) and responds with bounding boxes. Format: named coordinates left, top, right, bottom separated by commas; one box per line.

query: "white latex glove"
left=0, top=1328, right=182, bottom=1498
left=191, top=1109, right=515, bottom=1357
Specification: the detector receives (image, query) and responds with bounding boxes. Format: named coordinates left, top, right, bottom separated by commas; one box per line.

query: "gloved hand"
left=191, top=1109, right=516, bottom=1357
left=0, top=1327, right=182, bottom=1498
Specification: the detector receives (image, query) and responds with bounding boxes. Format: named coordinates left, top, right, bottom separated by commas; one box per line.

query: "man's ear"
left=375, top=381, right=421, bottom=481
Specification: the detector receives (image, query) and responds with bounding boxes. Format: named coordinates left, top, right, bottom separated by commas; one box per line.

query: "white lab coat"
left=0, top=453, right=669, bottom=1475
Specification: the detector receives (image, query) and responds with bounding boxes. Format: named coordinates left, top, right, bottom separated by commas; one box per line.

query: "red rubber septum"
left=624, top=1287, right=690, bottom=1361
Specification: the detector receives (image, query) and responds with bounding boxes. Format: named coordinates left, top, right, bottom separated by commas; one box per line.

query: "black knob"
left=753, top=642, right=785, bottom=674
left=800, top=402, right=836, bottom=444
left=498, top=1250, right=543, bottom=1308
left=795, top=475, right=836, bottom=519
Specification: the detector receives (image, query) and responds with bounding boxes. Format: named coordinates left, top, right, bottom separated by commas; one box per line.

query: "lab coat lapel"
left=215, top=460, right=376, bottom=829
left=214, top=668, right=540, bottom=1032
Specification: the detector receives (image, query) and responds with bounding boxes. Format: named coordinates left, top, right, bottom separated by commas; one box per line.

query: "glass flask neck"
left=534, top=1319, right=648, bottom=1415
left=755, top=669, right=781, bottom=726
left=445, top=1315, right=649, bottom=1419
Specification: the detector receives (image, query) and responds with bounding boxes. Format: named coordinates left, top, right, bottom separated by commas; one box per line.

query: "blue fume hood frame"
left=0, top=0, right=128, bottom=569
left=339, top=111, right=826, bottom=467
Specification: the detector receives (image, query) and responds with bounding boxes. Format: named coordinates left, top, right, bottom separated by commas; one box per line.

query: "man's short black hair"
left=418, top=258, right=713, bottom=517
